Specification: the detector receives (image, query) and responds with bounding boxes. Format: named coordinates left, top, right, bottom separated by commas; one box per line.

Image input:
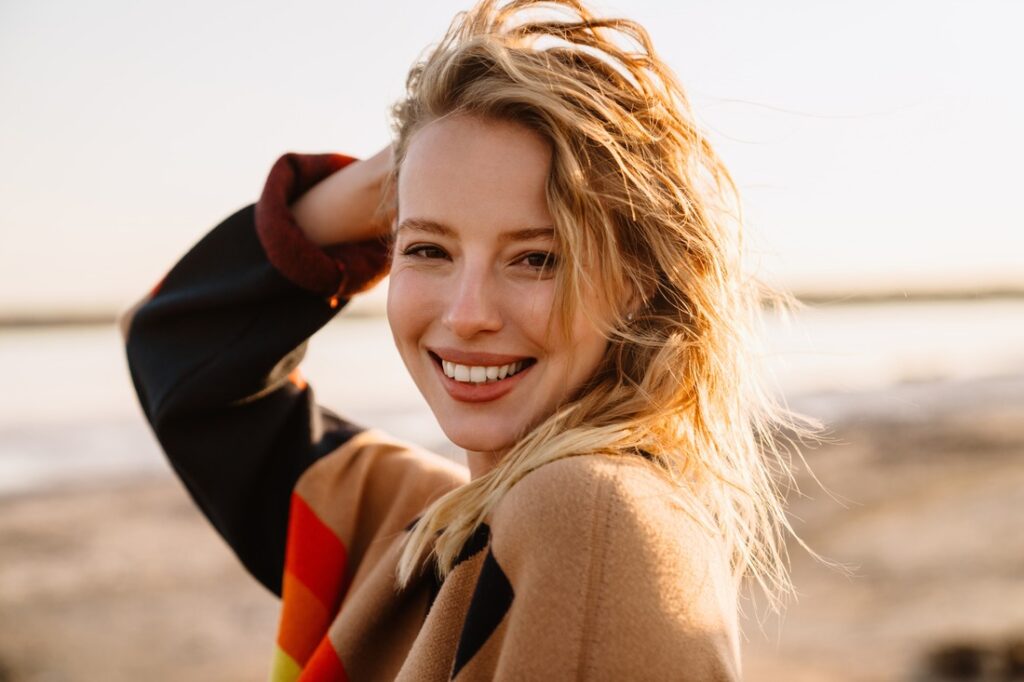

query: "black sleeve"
left=122, top=153, right=390, bottom=596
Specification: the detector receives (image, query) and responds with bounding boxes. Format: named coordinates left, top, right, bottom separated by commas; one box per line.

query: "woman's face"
left=387, top=115, right=610, bottom=461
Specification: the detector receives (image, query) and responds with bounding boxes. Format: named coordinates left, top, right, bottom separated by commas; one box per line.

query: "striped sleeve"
left=270, top=430, right=469, bottom=679
left=122, top=153, right=390, bottom=596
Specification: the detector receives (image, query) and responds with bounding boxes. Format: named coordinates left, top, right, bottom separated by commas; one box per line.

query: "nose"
left=442, top=262, right=503, bottom=339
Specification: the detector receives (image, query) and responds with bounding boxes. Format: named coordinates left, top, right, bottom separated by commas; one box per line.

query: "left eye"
left=521, top=252, right=558, bottom=270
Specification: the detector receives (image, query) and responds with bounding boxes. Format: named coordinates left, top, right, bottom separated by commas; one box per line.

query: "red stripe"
left=298, top=637, right=348, bottom=681
left=148, top=274, right=166, bottom=297
left=285, top=493, right=349, bottom=611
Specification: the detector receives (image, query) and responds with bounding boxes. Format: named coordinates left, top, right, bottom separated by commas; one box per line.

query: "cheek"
left=509, top=281, right=557, bottom=347
left=386, top=268, right=434, bottom=350
left=526, top=291, right=608, bottom=382
left=563, top=309, right=611, bottom=381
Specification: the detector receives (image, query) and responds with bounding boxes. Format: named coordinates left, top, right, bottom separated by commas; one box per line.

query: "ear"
left=623, top=275, right=657, bottom=319
left=621, top=290, right=644, bottom=324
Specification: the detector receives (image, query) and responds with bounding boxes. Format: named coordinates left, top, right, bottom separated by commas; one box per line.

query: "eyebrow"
left=396, top=218, right=555, bottom=243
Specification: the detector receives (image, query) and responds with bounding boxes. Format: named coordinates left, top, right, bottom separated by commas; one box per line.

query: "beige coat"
left=271, top=429, right=741, bottom=681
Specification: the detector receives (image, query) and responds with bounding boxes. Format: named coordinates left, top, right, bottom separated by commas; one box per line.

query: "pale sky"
left=1, top=0, right=1022, bottom=316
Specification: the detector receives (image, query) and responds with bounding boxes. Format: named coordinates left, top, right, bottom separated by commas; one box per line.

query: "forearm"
left=124, top=205, right=360, bottom=594
left=123, top=151, right=393, bottom=593
left=291, top=144, right=394, bottom=246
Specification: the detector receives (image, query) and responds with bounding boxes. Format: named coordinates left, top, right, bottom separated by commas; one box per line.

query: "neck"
left=465, top=449, right=506, bottom=480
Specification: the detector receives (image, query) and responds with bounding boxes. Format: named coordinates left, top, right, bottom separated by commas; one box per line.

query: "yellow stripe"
left=268, top=645, right=302, bottom=682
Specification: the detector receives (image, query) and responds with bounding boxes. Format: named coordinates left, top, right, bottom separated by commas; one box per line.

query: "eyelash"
left=521, top=251, right=558, bottom=271
left=400, top=244, right=559, bottom=272
left=401, top=244, right=447, bottom=260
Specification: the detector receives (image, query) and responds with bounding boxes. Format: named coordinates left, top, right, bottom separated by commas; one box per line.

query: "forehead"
left=397, top=115, right=554, bottom=235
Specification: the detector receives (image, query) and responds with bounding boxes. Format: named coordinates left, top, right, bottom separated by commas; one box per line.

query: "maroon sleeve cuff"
left=255, top=152, right=391, bottom=305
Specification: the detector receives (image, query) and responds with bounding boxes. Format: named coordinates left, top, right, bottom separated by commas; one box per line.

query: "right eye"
left=401, top=244, right=449, bottom=260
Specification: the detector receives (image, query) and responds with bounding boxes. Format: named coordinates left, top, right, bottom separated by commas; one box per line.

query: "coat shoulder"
left=486, top=453, right=742, bottom=680
left=490, top=452, right=728, bottom=575
left=493, top=453, right=687, bottom=536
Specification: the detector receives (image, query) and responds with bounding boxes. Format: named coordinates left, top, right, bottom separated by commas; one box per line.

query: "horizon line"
left=2, top=286, right=1023, bottom=329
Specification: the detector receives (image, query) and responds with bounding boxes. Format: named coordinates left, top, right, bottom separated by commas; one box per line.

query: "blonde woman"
left=124, top=1, right=811, bottom=679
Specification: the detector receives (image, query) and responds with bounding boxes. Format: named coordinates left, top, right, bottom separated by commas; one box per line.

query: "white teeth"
left=440, top=358, right=530, bottom=384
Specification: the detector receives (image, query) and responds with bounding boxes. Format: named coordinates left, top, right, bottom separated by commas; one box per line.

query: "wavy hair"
left=387, top=0, right=819, bottom=612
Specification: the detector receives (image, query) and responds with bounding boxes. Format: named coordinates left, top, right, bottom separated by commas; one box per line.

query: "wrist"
left=290, top=149, right=391, bottom=246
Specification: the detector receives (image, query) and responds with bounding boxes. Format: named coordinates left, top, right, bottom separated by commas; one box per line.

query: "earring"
left=626, top=312, right=634, bottom=321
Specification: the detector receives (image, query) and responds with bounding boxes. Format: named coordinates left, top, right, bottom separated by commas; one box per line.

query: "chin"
left=444, top=428, right=516, bottom=454
left=436, top=416, right=522, bottom=455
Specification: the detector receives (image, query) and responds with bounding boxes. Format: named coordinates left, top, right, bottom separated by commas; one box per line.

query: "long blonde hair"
left=388, top=0, right=818, bottom=612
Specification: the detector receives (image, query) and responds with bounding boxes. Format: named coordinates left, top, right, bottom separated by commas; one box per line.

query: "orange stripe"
left=276, top=571, right=332, bottom=666
left=285, top=493, right=349, bottom=610
left=288, top=369, right=307, bottom=390
left=299, top=637, right=348, bottom=681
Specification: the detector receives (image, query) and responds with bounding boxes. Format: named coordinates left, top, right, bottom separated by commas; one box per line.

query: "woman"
left=123, top=1, right=812, bottom=679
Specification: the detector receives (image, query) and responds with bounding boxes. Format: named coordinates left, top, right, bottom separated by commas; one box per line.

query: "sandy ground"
left=1, top=375, right=1022, bottom=681
left=743, top=378, right=1024, bottom=681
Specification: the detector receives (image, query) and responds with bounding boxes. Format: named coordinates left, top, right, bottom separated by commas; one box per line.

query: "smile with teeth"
left=441, top=359, right=530, bottom=384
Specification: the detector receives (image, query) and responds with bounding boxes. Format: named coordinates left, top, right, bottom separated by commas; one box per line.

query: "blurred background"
left=1, top=0, right=1022, bottom=680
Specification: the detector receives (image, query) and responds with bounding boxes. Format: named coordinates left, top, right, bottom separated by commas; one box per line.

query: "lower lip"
left=431, top=357, right=533, bottom=403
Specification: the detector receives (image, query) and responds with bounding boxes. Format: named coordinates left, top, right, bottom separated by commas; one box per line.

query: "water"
left=762, top=299, right=1024, bottom=393
left=3, top=299, right=1023, bottom=495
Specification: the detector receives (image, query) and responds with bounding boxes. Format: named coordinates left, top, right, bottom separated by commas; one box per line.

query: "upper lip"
left=428, top=346, right=534, bottom=366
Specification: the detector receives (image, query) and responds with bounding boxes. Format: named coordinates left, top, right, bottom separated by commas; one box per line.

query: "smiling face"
left=387, top=115, right=611, bottom=468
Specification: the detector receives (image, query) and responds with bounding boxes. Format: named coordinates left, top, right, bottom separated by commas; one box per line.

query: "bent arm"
left=122, top=152, right=391, bottom=596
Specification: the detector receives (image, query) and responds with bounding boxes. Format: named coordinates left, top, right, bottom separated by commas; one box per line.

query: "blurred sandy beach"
left=744, top=373, right=1024, bottom=681
left=2, top=301, right=1023, bottom=680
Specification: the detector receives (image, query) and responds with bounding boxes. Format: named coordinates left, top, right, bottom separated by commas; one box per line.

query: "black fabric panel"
left=426, top=565, right=444, bottom=616
left=424, top=523, right=493, bottom=616
left=452, top=523, right=492, bottom=568
left=124, top=204, right=364, bottom=596
left=451, top=547, right=515, bottom=679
